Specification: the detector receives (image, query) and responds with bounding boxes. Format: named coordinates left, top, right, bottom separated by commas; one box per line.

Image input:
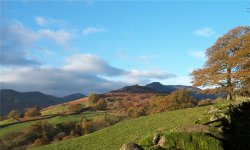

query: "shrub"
left=197, top=99, right=212, bottom=106
left=214, top=97, right=227, bottom=103
left=93, top=99, right=107, bottom=110
left=88, top=93, right=100, bottom=103
left=62, top=135, right=72, bottom=141
left=32, top=136, right=49, bottom=147
left=81, top=119, right=95, bottom=134
left=127, top=106, right=147, bottom=118
left=1, top=132, right=26, bottom=149
left=24, top=106, right=41, bottom=118
left=92, top=116, right=110, bottom=130
left=32, top=138, right=43, bottom=147
left=149, top=89, right=195, bottom=114
left=24, top=121, right=55, bottom=142
left=67, top=103, right=82, bottom=113
left=53, top=132, right=65, bottom=141
left=104, top=114, right=126, bottom=125
left=7, top=110, right=21, bottom=119
left=56, top=121, right=77, bottom=135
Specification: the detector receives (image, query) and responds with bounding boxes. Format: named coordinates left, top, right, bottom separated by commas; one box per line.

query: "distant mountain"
left=145, top=82, right=177, bottom=94
left=62, top=93, right=86, bottom=102
left=112, top=84, right=157, bottom=93
left=145, top=82, right=200, bottom=93
left=111, top=82, right=217, bottom=100
left=0, top=89, right=86, bottom=115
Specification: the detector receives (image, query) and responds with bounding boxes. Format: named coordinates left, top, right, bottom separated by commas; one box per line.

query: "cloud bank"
left=0, top=54, right=175, bottom=96
left=0, top=20, right=176, bottom=96
left=0, top=22, right=73, bottom=66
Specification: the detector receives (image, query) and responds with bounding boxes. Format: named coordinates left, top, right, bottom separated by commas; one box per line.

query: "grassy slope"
left=41, top=97, right=91, bottom=116
left=41, top=105, right=67, bottom=116
left=0, top=118, right=17, bottom=126
left=34, top=106, right=210, bottom=150
left=0, top=111, right=105, bottom=138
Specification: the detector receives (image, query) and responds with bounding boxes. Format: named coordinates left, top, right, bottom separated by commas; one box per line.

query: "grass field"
left=41, top=98, right=91, bottom=116
left=0, top=118, right=17, bottom=126
left=41, top=104, right=68, bottom=116
left=34, top=106, right=211, bottom=150
left=0, top=111, right=105, bottom=138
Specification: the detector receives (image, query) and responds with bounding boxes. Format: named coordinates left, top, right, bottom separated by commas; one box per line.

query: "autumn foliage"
left=149, top=89, right=195, bottom=113
left=24, top=106, right=41, bottom=118
left=192, top=26, right=250, bottom=100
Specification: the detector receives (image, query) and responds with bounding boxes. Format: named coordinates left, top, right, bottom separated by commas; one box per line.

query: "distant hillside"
left=112, top=82, right=217, bottom=100
left=144, top=82, right=176, bottom=93
left=145, top=82, right=201, bottom=93
left=0, top=89, right=86, bottom=115
left=112, top=84, right=157, bottom=93
left=62, top=93, right=86, bottom=102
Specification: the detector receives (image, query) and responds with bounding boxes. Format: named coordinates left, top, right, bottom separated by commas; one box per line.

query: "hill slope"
left=34, top=106, right=210, bottom=150
left=111, top=82, right=217, bottom=100
left=0, top=89, right=86, bottom=115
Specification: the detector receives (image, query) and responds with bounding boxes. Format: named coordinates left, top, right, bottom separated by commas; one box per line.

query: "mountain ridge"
left=112, top=82, right=201, bottom=94
left=0, top=89, right=86, bottom=115
left=110, top=82, right=216, bottom=100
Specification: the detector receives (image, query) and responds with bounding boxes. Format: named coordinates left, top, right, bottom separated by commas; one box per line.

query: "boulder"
left=120, top=143, right=144, bottom=150
left=157, top=136, right=165, bottom=147
left=152, top=133, right=160, bottom=145
left=207, top=106, right=220, bottom=114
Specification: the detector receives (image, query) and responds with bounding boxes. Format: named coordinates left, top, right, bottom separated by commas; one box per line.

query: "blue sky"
left=1, top=0, right=249, bottom=96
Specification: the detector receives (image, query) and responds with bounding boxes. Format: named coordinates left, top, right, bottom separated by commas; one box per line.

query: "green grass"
left=33, top=106, right=211, bottom=150
left=41, top=105, right=68, bottom=116
left=41, top=101, right=92, bottom=116
left=0, top=111, right=105, bottom=138
left=0, top=118, right=17, bottom=126
left=139, top=131, right=223, bottom=150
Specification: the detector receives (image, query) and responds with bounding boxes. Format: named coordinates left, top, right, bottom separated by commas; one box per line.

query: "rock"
left=210, top=114, right=219, bottom=122
left=157, top=136, right=165, bottom=147
left=120, top=143, right=144, bottom=150
left=152, top=133, right=160, bottom=145
left=207, top=106, right=220, bottom=114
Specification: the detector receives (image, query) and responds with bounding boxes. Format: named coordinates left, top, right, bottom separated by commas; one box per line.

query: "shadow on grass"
left=223, top=101, right=250, bottom=150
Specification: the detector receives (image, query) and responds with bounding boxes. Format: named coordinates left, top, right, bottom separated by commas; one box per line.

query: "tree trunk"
left=226, top=68, right=233, bottom=101
left=227, top=93, right=233, bottom=101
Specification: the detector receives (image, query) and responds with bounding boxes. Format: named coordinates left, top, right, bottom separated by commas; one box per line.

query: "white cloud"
left=38, top=29, right=72, bottom=47
left=0, top=23, right=40, bottom=66
left=128, top=69, right=175, bottom=79
left=188, top=50, right=206, bottom=60
left=0, top=54, right=127, bottom=96
left=0, top=21, right=73, bottom=66
left=35, top=16, right=64, bottom=27
left=83, top=27, right=106, bottom=35
left=35, top=16, right=48, bottom=26
left=194, top=27, right=215, bottom=38
left=0, top=67, right=126, bottom=96
left=0, top=53, right=176, bottom=96
left=63, top=54, right=125, bottom=76
left=163, top=76, right=192, bottom=86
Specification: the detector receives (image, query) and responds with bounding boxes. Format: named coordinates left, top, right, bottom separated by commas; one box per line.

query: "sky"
left=0, top=0, right=249, bottom=96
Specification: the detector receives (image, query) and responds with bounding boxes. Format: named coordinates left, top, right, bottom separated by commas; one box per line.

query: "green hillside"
left=34, top=106, right=211, bottom=150
left=0, top=111, right=105, bottom=138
